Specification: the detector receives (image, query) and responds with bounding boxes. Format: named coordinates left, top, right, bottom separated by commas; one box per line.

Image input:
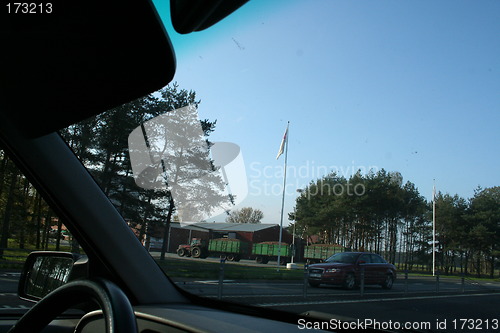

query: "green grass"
left=155, top=257, right=306, bottom=281
left=0, top=239, right=73, bottom=269
left=404, top=272, right=500, bottom=282
left=156, top=257, right=500, bottom=282
left=394, top=264, right=500, bottom=282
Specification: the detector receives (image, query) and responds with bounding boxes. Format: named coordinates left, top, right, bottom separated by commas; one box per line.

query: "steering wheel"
left=8, top=278, right=137, bottom=333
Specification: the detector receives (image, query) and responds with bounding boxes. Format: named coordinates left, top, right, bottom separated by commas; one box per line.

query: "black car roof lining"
left=171, top=0, right=249, bottom=34
left=0, top=0, right=176, bottom=138
left=0, top=0, right=251, bottom=138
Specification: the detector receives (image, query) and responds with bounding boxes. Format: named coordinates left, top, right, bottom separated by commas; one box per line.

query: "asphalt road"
left=175, top=275, right=500, bottom=296
left=163, top=253, right=500, bottom=332
left=175, top=278, right=500, bottom=332
left=0, top=271, right=32, bottom=311
left=2, top=258, right=500, bottom=332
left=280, top=294, right=500, bottom=332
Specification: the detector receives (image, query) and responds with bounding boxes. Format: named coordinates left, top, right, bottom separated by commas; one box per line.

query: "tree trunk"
left=43, top=210, right=52, bottom=250
left=490, top=254, right=495, bottom=279
left=35, top=194, right=42, bottom=249
left=55, top=219, right=63, bottom=251
left=160, top=195, right=174, bottom=260
left=71, top=237, right=80, bottom=254
left=0, top=170, right=18, bottom=258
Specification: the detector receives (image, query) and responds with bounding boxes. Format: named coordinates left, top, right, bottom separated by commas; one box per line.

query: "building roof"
left=170, top=222, right=209, bottom=232
left=191, top=222, right=279, bottom=232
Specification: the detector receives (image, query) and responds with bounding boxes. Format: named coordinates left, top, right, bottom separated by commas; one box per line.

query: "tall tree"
left=61, top=83, right=226, bottom=260
left=226, top=207, right=264, bottom=224
left=0, top=160, right=18, bottom=257
left=293, top=169, right=427, bottom=264
left=467, top=186, right=500, bottom=277
left=433, top=193, right=468, bottom=274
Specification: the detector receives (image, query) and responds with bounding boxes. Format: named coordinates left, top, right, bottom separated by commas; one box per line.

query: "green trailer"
left=252, top=242, right=291, bottom=265
left=304, top=244, right=344, bottom=263
left=207, top=238, right=249, bottom=261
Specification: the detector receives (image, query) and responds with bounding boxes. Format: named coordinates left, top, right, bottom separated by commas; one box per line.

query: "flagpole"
left=432, top=179, right=436, bottom=276
left=277, top=121, right=289, bottom=271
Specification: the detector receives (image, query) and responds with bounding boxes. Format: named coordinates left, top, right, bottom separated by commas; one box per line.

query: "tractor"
left=176, top=238, right=208, bottom=258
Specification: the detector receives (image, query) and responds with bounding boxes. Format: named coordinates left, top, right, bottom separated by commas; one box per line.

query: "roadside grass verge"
left=155, top=257, right=304, bottom=281
left=405, top=272, right=500, bottom=283
left=156, top=257, right=499, bottom=283
left=0, top=239, right=73, bottom=270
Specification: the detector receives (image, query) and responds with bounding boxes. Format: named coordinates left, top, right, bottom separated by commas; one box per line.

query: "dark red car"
left=308, top=252, right=397, bottom=290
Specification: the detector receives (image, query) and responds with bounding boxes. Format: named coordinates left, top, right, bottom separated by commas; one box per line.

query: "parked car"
left=308, top=252, right=397, bottom=290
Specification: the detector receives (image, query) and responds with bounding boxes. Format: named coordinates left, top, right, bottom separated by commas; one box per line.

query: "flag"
left=432, top=182, right=436, bottom=202
left=276, top=124, right=288, bottom=160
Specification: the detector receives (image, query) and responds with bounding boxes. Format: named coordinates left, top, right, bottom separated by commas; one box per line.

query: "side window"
left=0, top=150, right=83, bottom=313
left=358, top=254, right=371, bottom=263
left=370, top=254, right=385, bottom=263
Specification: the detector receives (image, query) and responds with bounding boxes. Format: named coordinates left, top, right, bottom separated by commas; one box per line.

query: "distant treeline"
left=291, top=170, right=499, bottom=277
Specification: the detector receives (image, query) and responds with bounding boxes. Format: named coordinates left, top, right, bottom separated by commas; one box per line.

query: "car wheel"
left=10, top=279, right=137, bottom=333
left=308, top=281, right=320, bottom=288
left=343, top=273, right=356, bottom=290
left=255, top=256, right=263, bottom=264
left=226, top=254, right=235, bottom=261
left=177, top=248, right=186, bottom=257
left=382, top=274, right=394, bottom=289
left=191, top=247, right=201, bottom=258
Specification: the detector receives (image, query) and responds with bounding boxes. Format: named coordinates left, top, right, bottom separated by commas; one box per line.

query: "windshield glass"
left=325, top=253, right=358, bottom=264
left=66, top=0, right=500, bottom=328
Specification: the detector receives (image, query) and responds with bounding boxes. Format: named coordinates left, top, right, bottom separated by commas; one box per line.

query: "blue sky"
left=153, top=0, right=500, bottom=224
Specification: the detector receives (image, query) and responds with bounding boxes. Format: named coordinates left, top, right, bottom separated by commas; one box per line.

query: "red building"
left=146, top=222, right=295, bottom=254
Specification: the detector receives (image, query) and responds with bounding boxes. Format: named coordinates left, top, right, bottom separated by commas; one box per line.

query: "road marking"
left=0, top=278, right=19, bottom=283
left=182, top=280, right=304, bottom=286
left=0, top=293, right=17, bottom=297
left=0, top=305, right=30, bottom=310
left=206, top=290, right=407, bottom=299
left=212, top=294, right=304, bottom=298
left=191, top=280, right=236, bottom=284
left=256, top=292, right=500, bottom=307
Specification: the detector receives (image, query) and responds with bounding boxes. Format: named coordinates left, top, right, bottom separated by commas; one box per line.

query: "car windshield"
left=1, top=0, right=499, bottom=330
left=325, top=253, right=358, bottom=264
